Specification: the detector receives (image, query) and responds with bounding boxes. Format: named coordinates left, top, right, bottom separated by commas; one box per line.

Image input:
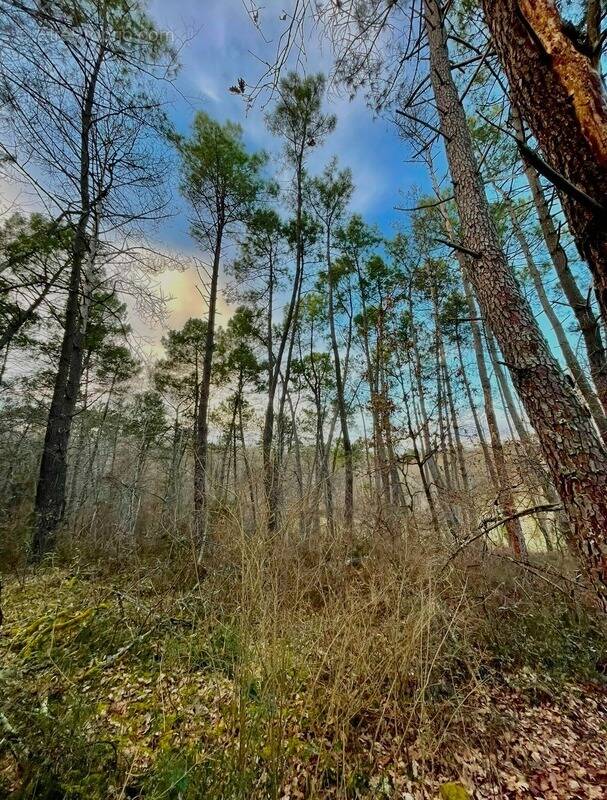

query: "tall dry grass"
left=1, top=494, right=605, bottom=798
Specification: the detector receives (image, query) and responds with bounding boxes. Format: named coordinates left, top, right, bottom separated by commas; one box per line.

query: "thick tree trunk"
left=483, top=0, right=607, bottom=321
left=507, top=201, right=607, bottom=437
left=462, top=275, right=526, bottom=556
left=515, top=118, right=607, bottom=416
left=427, top=0, right=607, bottom=603
left=32, top=230, right=94, bottom=559
left=31, top=45, right=104, bottom=560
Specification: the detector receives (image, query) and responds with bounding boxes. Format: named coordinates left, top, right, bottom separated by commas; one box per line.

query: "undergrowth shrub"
left=1, top=520, right=605, bottom=798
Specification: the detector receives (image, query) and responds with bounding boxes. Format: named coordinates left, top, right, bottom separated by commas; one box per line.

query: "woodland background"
left=1, top=1, right=607, bottom=798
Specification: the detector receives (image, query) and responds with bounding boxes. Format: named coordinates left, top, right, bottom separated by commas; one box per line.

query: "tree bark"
left=427, top=0, right=607, bottom=602
left=462, top=274, right=526, bottom=557
left=514, top=114, right=607, bottom=417
left=31, top=44, right=104, bottom=559
left=327, top=244, right=354, bottom=535
left=507, top=201, right=607, bottom=438
left=483, top=0, right=607, bottom=322
left=32, top=230, right=95, bottom=558
left=194, top=227, right=223, bottom=551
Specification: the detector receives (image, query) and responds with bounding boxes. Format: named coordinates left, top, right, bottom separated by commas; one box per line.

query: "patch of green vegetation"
left=482, top=589, right=606, bottom=682
left=440, top=783, right=470, bottom=800
left=194, top=622, right=243, bottom=677
left=6, top=697, right=117, bottom=800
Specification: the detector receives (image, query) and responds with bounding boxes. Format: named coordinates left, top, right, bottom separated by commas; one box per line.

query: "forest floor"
left=1, top=550, right=607, bottom=799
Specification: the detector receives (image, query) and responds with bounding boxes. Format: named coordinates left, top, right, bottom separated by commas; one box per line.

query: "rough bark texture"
left=31, top=45, right=104, bottom=559
left=483, top=0, right=607, bottom=322
left=514, top=116, right=607, bottom=420
left=463, top=276, right=526, bottom=557
left=426, top=0, right=607, bottom=605
left=508, top=202, right=607, bottom=438
left=32, top=234, right=90, bottom=559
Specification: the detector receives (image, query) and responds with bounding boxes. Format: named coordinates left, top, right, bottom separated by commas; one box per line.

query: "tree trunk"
left=262, top=189, right=304, bottom=534
left=403, top=379, right=441, bottom=538
left=327, top=241, right=354, bottom=535
left=455, top=330, right=498, bottom=489
left=484, top=328, right=529, bottom=442
left=441, top=344, right=472, bottom=517
left=483, top=0, right=607, bottom=322
left=507, top=200, right=607, bottom=437
left=514, top=116, right=607, bottom=416
left=194, top=227, right=223, bottom=552
left=32, top=230, right=95, bottom=558
left=427, top=0, right=607, bottom=600
left=409, top=296, right=460, bottom=534
left=462, top=274, right=526, bottom=556
left=237, top=392, right=257, bottom=529
left=31, top=42, right=105, bottom=560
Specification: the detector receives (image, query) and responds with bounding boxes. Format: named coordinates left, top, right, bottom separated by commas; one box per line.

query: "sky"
left=132, top=0, right=428, bottom=356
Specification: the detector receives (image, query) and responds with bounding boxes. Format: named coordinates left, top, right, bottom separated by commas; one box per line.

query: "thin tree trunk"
left=405, top=387, right=441, bottom=538
left=262, top=238, right=303, bottom=533
left=485, top=328, right=529, bottom=442
left=79, top=373, right=117, bottom=512
left=409, top=295, right=459, bottom=534
left=327, top=238, right=354, bottom=535
left=286, top=388, right=305, bottom=537
left=442, top=345, right=471, bottom=507
left=463, top=274, right=526, bottom=557
left=455, top=330, right=498, bottom=489
left=194, top=226, right=223, bottom=552
left=237, top=392, right=257, bottom=529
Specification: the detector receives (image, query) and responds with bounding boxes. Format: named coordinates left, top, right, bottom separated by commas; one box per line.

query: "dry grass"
left=0, top=512, right=606, bottom=798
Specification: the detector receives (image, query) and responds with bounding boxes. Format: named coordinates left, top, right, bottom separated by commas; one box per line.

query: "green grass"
left=1, top=552, right=605, bottom=799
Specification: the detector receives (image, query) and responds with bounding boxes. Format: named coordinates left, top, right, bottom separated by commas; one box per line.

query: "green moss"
left=440, top=782, right=470, bottom=800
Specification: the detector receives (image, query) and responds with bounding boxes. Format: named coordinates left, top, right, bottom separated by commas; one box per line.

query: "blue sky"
left=127, top=0, right=439, bottom=429
left=137, top=0, right=582, bottom=387
left=134, top=0, right=429, bottom=350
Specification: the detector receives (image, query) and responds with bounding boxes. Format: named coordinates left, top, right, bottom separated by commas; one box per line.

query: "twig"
left=444, top=503, right=563, bottom=566
left=75, top=624, right=158, bottom=682
left=0, top=709, right=29, bottom=762
left=479, top=112, right=607, bottom=216
left=434, top=237, right=480, bottom=258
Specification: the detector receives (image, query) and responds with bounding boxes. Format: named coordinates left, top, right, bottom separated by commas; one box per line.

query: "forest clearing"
left=2, top=0, right=607, bottom=797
